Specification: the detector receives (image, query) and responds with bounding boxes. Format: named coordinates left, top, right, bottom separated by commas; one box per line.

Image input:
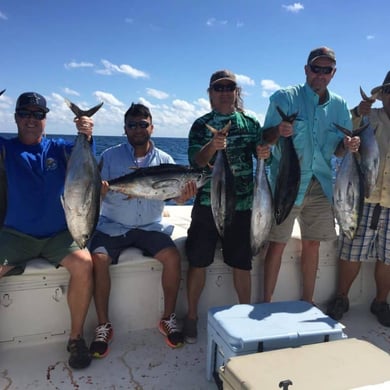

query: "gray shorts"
left=268, top=178, right=337, bottom=243
left=0, top=227, right=79, bottom=271
left=339, top=203, right=390, bottom=264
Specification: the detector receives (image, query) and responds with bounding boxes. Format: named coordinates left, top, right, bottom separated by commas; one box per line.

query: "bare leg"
left=335, top=259, right=362, bottom=296
left=374, top=261, right=390, bottom=302
left=155, top=247, right=181, bottom=318
left=263, top=241, right=287, bottom=302
left=233, top=268, right=251, bottom=304
left=61, top=250, right=93, bottom=340
left=186, top=266, right=206, bottom=320
left=300, top=239, right=320, bottom=303
left=91, top=252, right=112, bottom=324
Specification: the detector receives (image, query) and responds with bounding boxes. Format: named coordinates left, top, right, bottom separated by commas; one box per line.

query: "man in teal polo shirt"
left=262, top=47, right=359, bottom=304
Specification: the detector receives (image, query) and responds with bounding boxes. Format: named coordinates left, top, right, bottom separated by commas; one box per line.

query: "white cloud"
left=146, top=88, right=169, bottom=100
left=261, top=79, right=281, bottom=98
left=63, top=88, right=80, bottom=96
left=125, top=18, right=134, bottom=24
left=64, top=61, right=94, bottom=70
left=206, top=17, right=228, bottom=26
left=94, top=91, right=124, bottom=107
left=236, top=74, right=255, bottom=87
left=172, top=99, right=195, bottom=111
left=96, top=60, right=149, bottom=79
left=366, top=35, right=375, bottom=40
left=0, top=11, right=8, bottom=20
left=282, top=3, right=304, bottom=13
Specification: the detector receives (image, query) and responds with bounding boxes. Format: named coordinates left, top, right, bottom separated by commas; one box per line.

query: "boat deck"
left=1, top=206, right=389, bottom=389
left=1, top=304, right=389, bottom=390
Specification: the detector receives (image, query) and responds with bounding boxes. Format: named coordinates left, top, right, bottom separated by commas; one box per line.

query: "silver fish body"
left=108, top=164, right=210, bottom=201
left=210, top=149, right=236, bottom=237
left=250, top=158, right=273, bottom=256
left=333, top=151, right=364, bottom=240
left=359, top=116, right=379, bottom=198
left=62, top=134, right=101, bottom=249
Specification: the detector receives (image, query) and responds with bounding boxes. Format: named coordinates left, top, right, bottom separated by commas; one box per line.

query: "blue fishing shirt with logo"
left=0, top=136, right=74, bottom=237
left=263, top=82, right=352, bottom=205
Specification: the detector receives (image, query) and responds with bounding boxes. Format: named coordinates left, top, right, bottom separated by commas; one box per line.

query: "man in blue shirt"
left=88, top=103, right=197, bottom=357
left=262, top=47, right=359, bottom=304
left=0, top=92, right=94, bottom=369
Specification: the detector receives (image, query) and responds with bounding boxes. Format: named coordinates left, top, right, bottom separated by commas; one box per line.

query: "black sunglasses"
left=16, top=110, right=46, bottom=120
left=309, top=65, right=334, bottom=75
left=212, top=83, right=237, bottom=92
left=126, top=120, right=150, bottom=129
left=382, top=86, right=390, bottom=95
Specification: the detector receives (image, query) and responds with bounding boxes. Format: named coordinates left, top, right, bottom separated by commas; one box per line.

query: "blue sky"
left=0, top=0, right=389, bottom=137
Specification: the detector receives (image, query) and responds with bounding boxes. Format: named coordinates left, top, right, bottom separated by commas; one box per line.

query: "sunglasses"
left=309, top=65, right=334, bottom=75
left=16, top=110, right=46, bottom=120
left=126, top=120, right=150, bottom=129
left=212, top=83, right=237, bottom=92
left=382, top=86, right=390, bottom=95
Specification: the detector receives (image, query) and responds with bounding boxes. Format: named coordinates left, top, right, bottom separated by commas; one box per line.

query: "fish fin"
left=333, top=123, right=353, bottom=137
left=276, top=106, right=298, bottom=123
left=221, top=120, right=231, bottom=135
left=64, top=98, right=104, bottom=118
left=205, top=123, right=218, bottom=134
left=359, top=86, right=376, bottom=103
left=0, top=89, right=5, bottom=97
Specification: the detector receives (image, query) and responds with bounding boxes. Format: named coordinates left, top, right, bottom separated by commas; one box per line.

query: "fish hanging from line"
left=108, top=163, right=210, bottom=200
left=206, top=121, right=236, bottom=237
left=62, top=99, right=103, bottom=249
left=273, top=106, right=300, bottom=225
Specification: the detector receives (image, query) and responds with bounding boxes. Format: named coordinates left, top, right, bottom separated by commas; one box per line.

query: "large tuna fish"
left=274, top=106, right=300, bottom=225
left=250, top=157, right=273, bottom=256
left=62, top=99, right=103, bottom=249
left=333, top=123, right=368, bottom=240
left=206, top=121, right=236, bottom=237
left=358, top=87, right=380, bottom=198
left=108, top=164, right=210, bottom=200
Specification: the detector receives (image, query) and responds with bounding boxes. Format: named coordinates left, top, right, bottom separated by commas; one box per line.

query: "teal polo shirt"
left=263, top=83, right=352, bottom=205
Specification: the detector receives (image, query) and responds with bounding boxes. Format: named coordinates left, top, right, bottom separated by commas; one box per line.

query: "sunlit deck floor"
left=1, top=303, right=389, bottom=390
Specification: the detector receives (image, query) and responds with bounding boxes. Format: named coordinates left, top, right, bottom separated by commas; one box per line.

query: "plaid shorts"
left=339, top=203, right=390, bottom=264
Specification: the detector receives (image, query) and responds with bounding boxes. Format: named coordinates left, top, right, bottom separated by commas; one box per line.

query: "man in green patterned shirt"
left=183, top=70, right=270, bottom=344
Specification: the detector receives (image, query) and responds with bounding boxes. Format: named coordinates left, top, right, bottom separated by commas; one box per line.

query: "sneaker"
left=326, top=295, right=349, bottom=321
left=183, top=316, right=198, bottom=344
left=67, top=338, right=92, bottom=369
left=370, top=300, right=390, bottom=327
left=90, top=322, right=114, bottom=358
left=158, top=313, right=184, bottom=349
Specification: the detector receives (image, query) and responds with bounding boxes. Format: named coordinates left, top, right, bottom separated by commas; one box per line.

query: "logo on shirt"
left=45, top=158, right=58, bottom=171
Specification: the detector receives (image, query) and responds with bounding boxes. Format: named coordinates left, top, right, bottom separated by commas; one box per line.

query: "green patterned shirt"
left=188, top=110, right=262, bottom=210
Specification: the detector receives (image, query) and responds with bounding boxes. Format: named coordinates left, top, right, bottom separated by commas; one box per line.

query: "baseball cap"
left=15, top=92, right=50, bottom=113
left=307, top=47, right=336, bottom=65
left=209, top=70, right=237, bottom=86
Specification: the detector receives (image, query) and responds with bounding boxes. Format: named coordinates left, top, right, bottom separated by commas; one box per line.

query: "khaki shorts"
left=0, top=228, right=79, bottom=271
left=268, top=178, right=337, bottom=243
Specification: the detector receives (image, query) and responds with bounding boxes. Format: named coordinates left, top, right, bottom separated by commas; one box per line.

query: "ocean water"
left=0, top=133, right=189, bottom=165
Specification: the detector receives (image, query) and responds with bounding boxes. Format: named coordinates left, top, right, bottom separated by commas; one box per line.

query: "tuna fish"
left=250, top=157, right=273, bottom=256
left=206, top=121, right=236, bottom=237
left=0, top=89, right=5, bottom=96
left=62, top=99, right=103, bottom=249
left=333, top=123, right=368, bottom=240
left=108, top=164, right=210, bottom=200
left=274, top=107, right=300, bottom=225
left=358, top=87, right=380, bottom=198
